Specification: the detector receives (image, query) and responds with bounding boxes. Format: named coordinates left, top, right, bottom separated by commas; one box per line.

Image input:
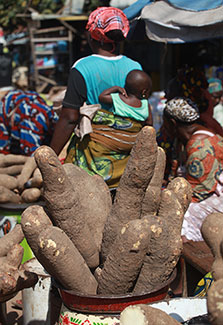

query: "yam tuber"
left=167, top=177, right=192, bottom=213
left=101, top=126, right=158, bottom=262
left=141, top=147, right=166, bottom=216
left=63, top=163, right=112, bottom=251
left=0, top=165, right=23, bottom=176
left=0, top=174, right=17, bottom=190
left=0, top=244, right=38, bottom=299
left=201, top=212, right=223, bottom=281
left=21, top=205, right=52, bottom=256
left=207, top=278, right=223, bottom=325
left=36, top=226, right=98, bottom=294
left=24, top=170, right=43, bottom=189
left=0, top=186, right=20, bottom=203
left=34, top=146, right=99, bottom=268
left=0, top=154, right=27, bottom=167
left=120, top=304, right=180, bottom=325
left=17, top=156, right=37, bottom=191
left=0, top=224, right=24, bottom=257
left=21, top=187, right=41, bottom=203
left=97, top=218, right=151, bottom=294
left=134, top=188, right=185, bottom=293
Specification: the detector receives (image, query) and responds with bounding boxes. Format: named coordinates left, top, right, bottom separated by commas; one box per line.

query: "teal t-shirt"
left=111, top=93, right=149, bottom=121
left=73, top=54, right=142, bottom=111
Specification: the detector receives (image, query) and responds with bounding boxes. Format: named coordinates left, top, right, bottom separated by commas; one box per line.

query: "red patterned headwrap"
left=86, top=7, right=129, bottom=43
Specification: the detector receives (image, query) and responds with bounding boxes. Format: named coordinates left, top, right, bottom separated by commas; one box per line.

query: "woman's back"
left=73, top=54, right=142, bottom=109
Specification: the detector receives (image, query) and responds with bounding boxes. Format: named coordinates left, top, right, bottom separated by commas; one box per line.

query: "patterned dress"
left=181, top=130, right=223, bottom=241
left=0, top=90, right=58, bottom=156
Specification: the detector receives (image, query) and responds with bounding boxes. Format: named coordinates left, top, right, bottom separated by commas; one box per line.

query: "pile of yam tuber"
left=15, top=125, right=193, bottom=299
left=0, top=154, right=43, bottom=204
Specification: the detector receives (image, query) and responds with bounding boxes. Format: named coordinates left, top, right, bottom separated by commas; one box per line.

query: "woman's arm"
left=50, top=107, right=80, bottom=156
left=99, top=86, right=127, bottom=104
left=50, top=68, right=86, bottom=155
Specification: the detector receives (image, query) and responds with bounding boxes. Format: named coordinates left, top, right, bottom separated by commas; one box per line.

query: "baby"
left=99, top=69, right=153, bottom=125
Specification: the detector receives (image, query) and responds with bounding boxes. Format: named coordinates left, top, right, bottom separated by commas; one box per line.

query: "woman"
left=157, top=66, right=223, bottom=182
left=164, top=97, right=223, bottom=241
left=50, top=7, right=151, bottom=189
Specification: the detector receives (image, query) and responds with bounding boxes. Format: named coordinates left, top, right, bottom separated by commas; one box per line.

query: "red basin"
left=58, top=270, right=176, bottom=314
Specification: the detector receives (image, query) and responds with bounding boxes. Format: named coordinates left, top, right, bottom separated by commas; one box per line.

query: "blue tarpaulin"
left=166, top=0, right=223, bottom=11
left=123, top=0, right=152, bottom=20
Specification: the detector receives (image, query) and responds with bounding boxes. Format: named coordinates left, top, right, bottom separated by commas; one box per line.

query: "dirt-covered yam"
left=0, top=244, right=38, bottom=299
left=34, top=146, right=99, bottom=268
left=21, top=205, right=52, bottom=256
left=36, top=226, right=98, bottom=294
left=167, top=177, right=192, bottom=213
left=0, top=165, right=24, bottom=176
left=98, top=218, right=151, bottom=294
left=0, top=174, right=17, bottom=190
left=17, top=156, right=37, bottom=191
left=134, top=189, right=184, bottom=294
left=141, top=147, right=166, bottom=216
left=207, top=278, right=223, bottom=325
left=21, top=187, right=41, bottom=203
left=0, top=154, right=27, bottom=167
left=0, top=224, right=24, bottom=257
left=201, top=212, right=223, bottom=281
left=0, top=186, right=20, bottom=203
left=120, top=304, right=180, bottom=325
left=101, top=126, right=158, bottom=262
left=63, top=163, right=112, bottom=251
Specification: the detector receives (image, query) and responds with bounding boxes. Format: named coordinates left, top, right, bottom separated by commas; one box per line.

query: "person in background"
left=99, top=69, right=153, bottom=125
left=157, top=66, right=223, bottom=183
left=208, top=77, right=223, bottom=127
left=163, top=97, right=223, bottom=242
left=50, top=7, right=145, bottom=190
left=0, top=89, right=58, bottom=156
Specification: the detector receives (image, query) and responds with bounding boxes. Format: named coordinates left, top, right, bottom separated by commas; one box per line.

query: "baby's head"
left=125, top=70, right=152, bottom=99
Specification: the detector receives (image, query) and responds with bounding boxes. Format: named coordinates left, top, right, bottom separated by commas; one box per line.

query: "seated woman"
left=163, top=97, right=223, bottom=241
left=157, top=66, right=223, bottom=183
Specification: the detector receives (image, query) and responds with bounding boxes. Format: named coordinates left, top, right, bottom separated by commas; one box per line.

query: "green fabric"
left=111, top=92, right=148, bottom=121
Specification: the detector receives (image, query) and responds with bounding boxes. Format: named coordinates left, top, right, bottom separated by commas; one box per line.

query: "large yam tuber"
left=63, top=163, right=112, bottom=251
left=21, top=187, right=41, bottom=203
left=0, top=174, right=17, bottom=190
left=0, top=224, right=24, bottom=257
left=36, top=226, right=98, bottom=294
left=141, top=147, right=166, bottom=216
left=34, top=146, right=99, bottom=268
left=207, top=278, right=223, bottom=325
left=21, top=205, right=52, bottom=256
left=201, top=212, right=223, bottom=281
left=120, top=304, right=180, bottom=325
left=101, top=126, right=158, bottom=262
left=134, top=188, right=184, bottom=293
left=17, top=156, right=37, bottom=191
left=0, top=186, right=20, bottom=203
left=97, top=218, right=151, bottom=294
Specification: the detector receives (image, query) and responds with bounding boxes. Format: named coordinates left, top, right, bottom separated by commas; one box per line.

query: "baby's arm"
left=99, top=86, right=127, bottom=104
left=144, top=104, right=153, bottom=126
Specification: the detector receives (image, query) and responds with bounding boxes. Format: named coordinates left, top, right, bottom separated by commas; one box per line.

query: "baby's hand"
left=117, top=87, right=128, bottom=97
